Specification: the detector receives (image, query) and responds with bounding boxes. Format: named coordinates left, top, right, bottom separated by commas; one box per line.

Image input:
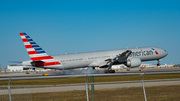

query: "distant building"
left=7, top=65, right=34, bottom=72
left=7, top=65, right=52, bottom=72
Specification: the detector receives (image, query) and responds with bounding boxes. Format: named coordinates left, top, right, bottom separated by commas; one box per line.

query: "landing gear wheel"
left=104, top=70, right=109, bottom=73
left=157, top=63, right=160, bottom=66
left=104, top=70, right=115, bottom=73
left=110, top=70, right=115, bottom=73
left=157, top=59, right=161, bottom=66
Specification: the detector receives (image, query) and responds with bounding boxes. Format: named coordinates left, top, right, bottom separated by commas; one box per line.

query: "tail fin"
left=19, top=32, right=61, bottom=67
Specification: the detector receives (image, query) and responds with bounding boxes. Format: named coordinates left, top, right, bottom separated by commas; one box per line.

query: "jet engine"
left=125, top=57, right=141, bottom=68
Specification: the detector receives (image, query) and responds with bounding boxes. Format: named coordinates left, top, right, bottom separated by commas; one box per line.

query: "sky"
left=0, top=0, right=180, bottom=69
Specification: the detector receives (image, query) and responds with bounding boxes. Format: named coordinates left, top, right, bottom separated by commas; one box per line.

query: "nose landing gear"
left=157, top=59, right=161, bottom=66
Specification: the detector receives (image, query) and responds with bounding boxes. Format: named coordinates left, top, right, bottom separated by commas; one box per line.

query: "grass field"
left=0, top=85, right=180, bottom=101
left=0, top=73, right=180, bottom=85
left=0, top=73, right=180, bottom=101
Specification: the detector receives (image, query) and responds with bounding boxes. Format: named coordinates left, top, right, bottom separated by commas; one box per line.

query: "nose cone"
left=162, top=49, right=168, bottom=58
left=155, top=47, right=168, bottom=58
left=165, top=51, right=168, bottom=56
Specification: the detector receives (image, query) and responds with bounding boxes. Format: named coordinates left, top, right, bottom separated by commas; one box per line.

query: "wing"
left=99, top=50, right=132, bottom=68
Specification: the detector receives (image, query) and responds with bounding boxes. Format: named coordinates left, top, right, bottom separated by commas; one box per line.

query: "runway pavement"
left=0, top=68, right=180, bottom=81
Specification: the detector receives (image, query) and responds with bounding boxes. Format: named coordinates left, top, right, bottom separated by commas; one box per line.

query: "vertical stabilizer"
left=20, top=33, right=61, bottom=67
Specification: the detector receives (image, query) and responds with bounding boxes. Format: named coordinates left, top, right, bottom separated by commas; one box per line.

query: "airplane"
left=19, top=32, right=168, bottom=73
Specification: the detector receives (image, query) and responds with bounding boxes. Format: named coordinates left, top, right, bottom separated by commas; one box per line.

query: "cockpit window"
left=164, top=50, right=166, bottom=52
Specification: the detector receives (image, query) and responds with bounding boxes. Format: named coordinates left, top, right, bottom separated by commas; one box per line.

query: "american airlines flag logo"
left=151, top=48, right=158, bottom=54
left=20, top=33, right=61, bottom=67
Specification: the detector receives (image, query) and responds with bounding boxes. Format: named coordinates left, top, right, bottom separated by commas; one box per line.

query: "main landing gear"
left=104, top=69, right=115, bottom=73
left=127, top=67, right=130, bottom=71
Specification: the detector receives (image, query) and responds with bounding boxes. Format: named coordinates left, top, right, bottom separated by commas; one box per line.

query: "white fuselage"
left=21, top=47, right=167, bottom=70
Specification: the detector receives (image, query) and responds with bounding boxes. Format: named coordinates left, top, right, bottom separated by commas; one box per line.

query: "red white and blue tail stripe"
left=20, top=33, right=61, bottom=67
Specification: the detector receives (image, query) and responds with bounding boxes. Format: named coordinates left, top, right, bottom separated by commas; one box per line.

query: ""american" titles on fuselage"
left=130, top=50, right=154, bottom=57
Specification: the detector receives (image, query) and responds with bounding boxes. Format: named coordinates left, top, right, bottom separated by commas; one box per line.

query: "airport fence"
left=0, top=75, right=180, bottom=101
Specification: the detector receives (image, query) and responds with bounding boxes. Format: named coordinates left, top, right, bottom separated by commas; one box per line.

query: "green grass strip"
left=0, top=85, right=180, bottom=101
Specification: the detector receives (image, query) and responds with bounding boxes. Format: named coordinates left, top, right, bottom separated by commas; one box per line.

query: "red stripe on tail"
left=20, top=33, right=24, bottom=36
left=28, top=51, right=38, bottom=55
left=22, top=39, right=28, bottom=42
left=34, top=61, right=61, bottom=67
left=25, top=45, right=33, bottom=48
left=44, top=61, right=61, bottom=66
left=31, top=56, right=54, bottom=61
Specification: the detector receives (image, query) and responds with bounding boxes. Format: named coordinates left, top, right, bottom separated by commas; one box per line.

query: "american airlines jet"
left=19, top=33, right=168, bottom=73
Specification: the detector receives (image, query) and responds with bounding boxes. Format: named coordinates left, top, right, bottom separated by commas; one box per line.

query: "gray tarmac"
left=0, top=68, right=180, bottom=81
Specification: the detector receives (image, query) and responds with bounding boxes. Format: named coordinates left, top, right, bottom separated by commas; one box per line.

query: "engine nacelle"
left=125, top=57, right=141, bottom=68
